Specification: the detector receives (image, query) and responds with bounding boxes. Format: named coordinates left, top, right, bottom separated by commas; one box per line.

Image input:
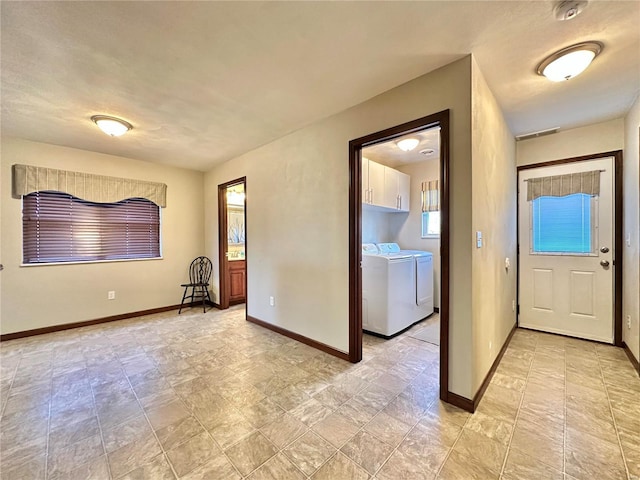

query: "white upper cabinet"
left=361, top=156, right=369, bottom=203
left=362, top=158, right=410, bottom=212
left=397, top=170, right=410, bottom=212
left=383, top=168, right=410, bottom=212
left=362, top=158, right=385, bottom=206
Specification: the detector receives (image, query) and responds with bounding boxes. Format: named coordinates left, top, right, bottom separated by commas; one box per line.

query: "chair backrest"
left=189, top=256, right=213, bottom=284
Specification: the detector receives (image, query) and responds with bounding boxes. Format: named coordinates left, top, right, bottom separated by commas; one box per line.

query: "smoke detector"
left=554, top=1, right=588, bottom=21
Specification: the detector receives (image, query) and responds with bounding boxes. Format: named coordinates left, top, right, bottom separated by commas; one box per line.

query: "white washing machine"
left=377, top=243, right=434, bottom=323
left=361, top=244, right=415, bottom=336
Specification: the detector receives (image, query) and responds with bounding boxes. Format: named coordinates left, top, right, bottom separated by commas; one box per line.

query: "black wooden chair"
left=179, top=256, right=213, bottom=314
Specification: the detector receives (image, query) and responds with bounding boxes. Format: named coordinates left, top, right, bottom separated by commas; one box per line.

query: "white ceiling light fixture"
left=396, top=138, right=420, bottom=152
left=537, top=41, right=603, bottom=82
left=91, top=115, right=133, bottom=137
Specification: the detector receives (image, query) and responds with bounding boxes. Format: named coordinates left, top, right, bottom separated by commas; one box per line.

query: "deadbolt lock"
left=600, top=247, right=609, bottom=253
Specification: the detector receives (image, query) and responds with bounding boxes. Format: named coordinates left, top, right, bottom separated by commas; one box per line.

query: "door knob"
left=600, top=260, right=610, bottom=268
left=600, top=247, right=609, bottom=253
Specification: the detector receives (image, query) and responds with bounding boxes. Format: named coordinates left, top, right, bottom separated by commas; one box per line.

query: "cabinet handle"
left=399, top=196, right=402, bottom=210
left=370, top=188, right=373, bottom=204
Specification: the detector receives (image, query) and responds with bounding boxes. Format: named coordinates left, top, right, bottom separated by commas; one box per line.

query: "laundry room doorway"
left=349, top=109, right=451, bottom=402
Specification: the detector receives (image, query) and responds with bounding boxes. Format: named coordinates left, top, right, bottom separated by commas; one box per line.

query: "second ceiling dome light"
left=396, top=138, right=420, bottom=152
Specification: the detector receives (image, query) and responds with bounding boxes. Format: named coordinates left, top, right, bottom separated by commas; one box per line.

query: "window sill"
left=21, top=257, right=163, bottom=267
left=421, top=234, right=440, bottom=239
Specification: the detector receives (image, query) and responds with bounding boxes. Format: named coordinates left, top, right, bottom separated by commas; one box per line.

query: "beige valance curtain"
left=421, top=180, right=439, bottom=212
left=12, top=164, right=167, bottom=207
left=526, top=170, right=601, bottom=202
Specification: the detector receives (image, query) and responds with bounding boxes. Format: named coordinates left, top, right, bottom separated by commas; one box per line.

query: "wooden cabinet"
left=228, top=260, right=246, bottom=305
left=362, top=158, right=410, bottom=212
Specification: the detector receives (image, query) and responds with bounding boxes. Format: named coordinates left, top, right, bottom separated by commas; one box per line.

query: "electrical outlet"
left=108, top=291, right=116, bottom=300
left=627, top=315, right=632, bottom=329
left=269, top=296, right=275, bottom=307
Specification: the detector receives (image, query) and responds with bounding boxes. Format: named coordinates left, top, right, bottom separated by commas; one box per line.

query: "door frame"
left=218, top=177, right=247, bottom=310
left=348, top=109, right=452, bottom=402
left=516, top=151, right=623, bottom=346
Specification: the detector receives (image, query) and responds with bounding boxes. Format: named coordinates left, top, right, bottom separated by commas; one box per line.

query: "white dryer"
left=361, top=244, right=415, bottom=336
left=377, top=243, right=434, bottom=322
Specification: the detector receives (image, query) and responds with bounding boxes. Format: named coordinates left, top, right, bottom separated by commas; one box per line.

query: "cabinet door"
left=397, top=171, right=410, bottom=212
left=229, top=261, right=246, bottom=304
left=368, top=161, right=385, bottom=206
left=361, top=157, right=369, bottom=203
left=383, top=167, right=399, bottom=209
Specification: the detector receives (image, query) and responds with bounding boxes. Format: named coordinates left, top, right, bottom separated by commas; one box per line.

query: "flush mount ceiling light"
left=396, top=138, right=420, bottom=152
left=91, top=115, right=133, bottom=136
left=536, top=41, right=603, bottom=82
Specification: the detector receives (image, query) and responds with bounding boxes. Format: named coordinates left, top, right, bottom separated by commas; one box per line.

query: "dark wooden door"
left=229, top=260, right=246, bottom=304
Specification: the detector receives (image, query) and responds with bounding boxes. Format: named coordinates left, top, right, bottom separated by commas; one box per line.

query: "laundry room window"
left=530, top=193, right=596, bottom=254
left=421, top=211, right=440, bottom=238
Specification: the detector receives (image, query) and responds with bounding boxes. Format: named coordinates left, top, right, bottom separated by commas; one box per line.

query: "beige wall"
left=623, top=95, right=640, bottom=363
left=516, top=118, right=624, bottom=166
left=470, top=58, right=518, bottom=393
left=1, top=138, right=204, bottom=335
left=393, top=159, right=441, bottom=308
left=204, top=56, right=475, bottom=398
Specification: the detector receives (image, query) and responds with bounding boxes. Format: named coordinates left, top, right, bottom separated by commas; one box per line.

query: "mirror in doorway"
left=226, top=184, right=245, bottom=259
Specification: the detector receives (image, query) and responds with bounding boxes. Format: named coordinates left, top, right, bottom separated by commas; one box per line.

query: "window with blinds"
left=531, top=193, right=595, bottom=254
left=23, top=191, right=161, bottom=264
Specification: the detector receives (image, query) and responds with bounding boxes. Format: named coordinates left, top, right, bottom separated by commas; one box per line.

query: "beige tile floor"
left=1, top=306, right=638, bottom=479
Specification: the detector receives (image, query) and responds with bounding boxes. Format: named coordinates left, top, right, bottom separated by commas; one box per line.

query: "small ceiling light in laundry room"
left=536, top=41, right=603, bottom=82
left=91, top=115, right=133, bottom=136
left=396, top=138, right=420, bottom=152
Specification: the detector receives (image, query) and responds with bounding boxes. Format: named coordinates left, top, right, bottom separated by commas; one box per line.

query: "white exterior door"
left=518, top=157, right=614, bottom=343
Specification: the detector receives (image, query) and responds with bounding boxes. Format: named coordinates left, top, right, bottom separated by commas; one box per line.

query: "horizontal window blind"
left=531, top=193, right=593, bottom=254
left=23, top=191, right=160, bottom=264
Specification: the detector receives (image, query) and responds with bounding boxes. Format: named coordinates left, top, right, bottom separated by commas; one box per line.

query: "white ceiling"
left=364, top=128, right=441, bottom=168
left=2, top=1, right=639, bottom=171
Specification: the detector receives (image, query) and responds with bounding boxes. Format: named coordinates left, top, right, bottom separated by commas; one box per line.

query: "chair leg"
left=205, top=289, right=213, bottom=311
left=178, top=286, right=189, bottom=314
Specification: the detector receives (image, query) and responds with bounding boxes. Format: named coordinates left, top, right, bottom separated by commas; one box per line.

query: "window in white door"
left=530, top=193, right=597, bottom=255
